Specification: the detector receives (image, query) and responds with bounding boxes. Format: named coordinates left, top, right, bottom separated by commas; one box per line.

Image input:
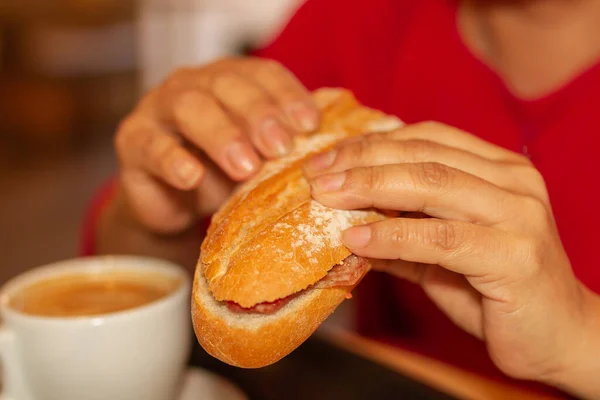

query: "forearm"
left=95, top=187, right=202, bottom=274
left=548, top=287, right=600, bottom=399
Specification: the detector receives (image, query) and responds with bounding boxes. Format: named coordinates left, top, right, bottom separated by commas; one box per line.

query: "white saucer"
left=178, top=367, right=248, bottom=400
left=0, top=367, right=247, bottom=400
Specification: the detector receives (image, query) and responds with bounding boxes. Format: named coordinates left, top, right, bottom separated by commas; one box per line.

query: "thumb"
left=371, top=259, right=484, bottom=339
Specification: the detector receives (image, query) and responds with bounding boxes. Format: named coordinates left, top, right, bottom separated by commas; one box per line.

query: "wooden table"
left=317, top=327, right=564, bottom=400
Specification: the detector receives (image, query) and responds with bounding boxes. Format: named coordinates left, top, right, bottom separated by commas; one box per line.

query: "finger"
left=167, top=89, right=262, bottom=180
left=210, top=71, right=294, bottom=157
left=119, top=170, right=198, bottom=234
left=305, top=137, right=503, bottom=178
left=309, top=163, right=515, bottom=224
left=388, top=121, right=528, bottom=164
left=116, top=117, right=205, bottom=191
left=304, top=137, right=546, bottom=201
left=190, top=153, right=238, bottom=216
left=244, top=58, right=319, bottom=132
left=342, top=218, right=529, bottom=296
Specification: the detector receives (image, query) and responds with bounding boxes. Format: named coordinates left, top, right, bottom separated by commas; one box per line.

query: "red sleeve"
left=253, top=0, right=341, bottom=90
left=79, top=178, right=118, bottom=256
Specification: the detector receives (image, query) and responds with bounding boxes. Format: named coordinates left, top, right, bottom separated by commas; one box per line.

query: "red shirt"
left=82, top=0, right=599, bottom=396
left=253, top=0, right=600, bottom=396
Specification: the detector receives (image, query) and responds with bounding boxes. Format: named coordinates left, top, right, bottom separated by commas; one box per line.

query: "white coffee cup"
left=0, top=256, right=192, bottom=400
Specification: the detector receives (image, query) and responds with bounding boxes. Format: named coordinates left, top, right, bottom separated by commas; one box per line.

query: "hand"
left=303, top=122, right=596, bottom=385
left=114, top=57, right=318, bottom=234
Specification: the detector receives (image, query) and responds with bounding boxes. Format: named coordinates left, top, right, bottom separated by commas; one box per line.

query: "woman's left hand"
left=303, top=121, right=597, bottom=387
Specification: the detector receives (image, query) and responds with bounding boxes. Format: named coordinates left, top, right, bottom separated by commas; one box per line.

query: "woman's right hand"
left=114, top=57, right=318, bottom=234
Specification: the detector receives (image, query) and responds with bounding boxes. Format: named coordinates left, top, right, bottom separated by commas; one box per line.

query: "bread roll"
left=192, top=88, right=404, bottom=368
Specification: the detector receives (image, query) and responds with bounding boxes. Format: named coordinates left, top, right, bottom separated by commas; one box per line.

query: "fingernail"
left=343, top=226, right=372, bottom=248
left=305, top=150, right=337, bottom=173
left=226, top=142, right=260, bottom=176
left=175, top=159, right=201, bottom=184
left=287, top=102, right=318, bottom=132
left=261, top=119, right=292, bottom=156
left=311, top=172, right=345, bottom=192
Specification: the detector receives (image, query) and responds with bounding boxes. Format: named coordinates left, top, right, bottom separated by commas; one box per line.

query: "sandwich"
left=191, top=88, right=404, bottom=368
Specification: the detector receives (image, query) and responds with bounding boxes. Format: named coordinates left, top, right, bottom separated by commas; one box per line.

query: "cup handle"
left=0, top=326, right=29, bottom=400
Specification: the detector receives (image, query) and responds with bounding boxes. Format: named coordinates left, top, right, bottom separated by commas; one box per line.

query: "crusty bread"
left=192, top=88, right=404, bottom=368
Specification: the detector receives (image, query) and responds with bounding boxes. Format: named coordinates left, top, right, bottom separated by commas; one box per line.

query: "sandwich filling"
left=225, top=255, right=369, bottom=314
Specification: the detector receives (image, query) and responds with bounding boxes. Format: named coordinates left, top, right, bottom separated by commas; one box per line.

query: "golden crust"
left=192, top=268, right=356, bottom=369
left=210, top=202, right=383, bottom=306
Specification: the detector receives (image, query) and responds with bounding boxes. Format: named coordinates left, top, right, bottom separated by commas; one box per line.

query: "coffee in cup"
left=0, top=256, right=192, bottom=400
left=9, top=270, right=181, bottom=318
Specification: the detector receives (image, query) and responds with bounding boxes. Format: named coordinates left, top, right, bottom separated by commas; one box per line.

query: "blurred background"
left=0, top=0, right=302, bottom=283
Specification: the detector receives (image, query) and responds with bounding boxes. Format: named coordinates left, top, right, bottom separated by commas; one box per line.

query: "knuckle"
left=527, top=167, right=546, bottom=187
left=525, top=168, right=550, bottom=201
left=388, top=221, right=410, bottom=246
left=164, top=67, right=194, bottom=89
left=209, top=70, right=242, bottom=92
left=245, top=98, right=275, bottom=116
left=402, top=139, right=436, bottom=162
left=517, top=154, right=534, bottom=166
left=255, top=60, right=304, bottom=99
left=521, top=195, right=550, bottom=226
left=114, top=116, right=148, bottom=158
left=508, top=151, right=534, bottom=166
left=257, top=58, right=285, bottom=75
left=519, top=237, right=546, bottom=277
left=158, top=146, right=182, bottom=173
left=274, top=86, right=306, bottom=104
left=364, top=132, right=388, bottom=143
left=412, top=162, right=451, bottom=190
left=341, top=169, right=363, bottom=192
left=341, top=139, right=372, bottom=164
left=524, top=167, right=548, bottom=195
left=214, top=125, right=245, bottom=143
left=144, top=134, right=176, bottom=161
left=239, top=100, right=275, bottom=122
left=509, top=164, right=551, bottom=204
left=428, top=220, right=463, bottom=251
left=343, top=166, right=384, bottom=193
left=366, top=166, right=387, bottom=192
left=174, top=89, right=209, bottom=112
left=138, top=132, right=157, bottom=160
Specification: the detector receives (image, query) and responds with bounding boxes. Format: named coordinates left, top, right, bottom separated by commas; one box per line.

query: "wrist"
left=546, top=284, right=600, bottom=399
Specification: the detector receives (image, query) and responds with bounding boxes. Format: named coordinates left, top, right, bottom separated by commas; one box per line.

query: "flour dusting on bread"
left=288, top=202, right=375, bottom=259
